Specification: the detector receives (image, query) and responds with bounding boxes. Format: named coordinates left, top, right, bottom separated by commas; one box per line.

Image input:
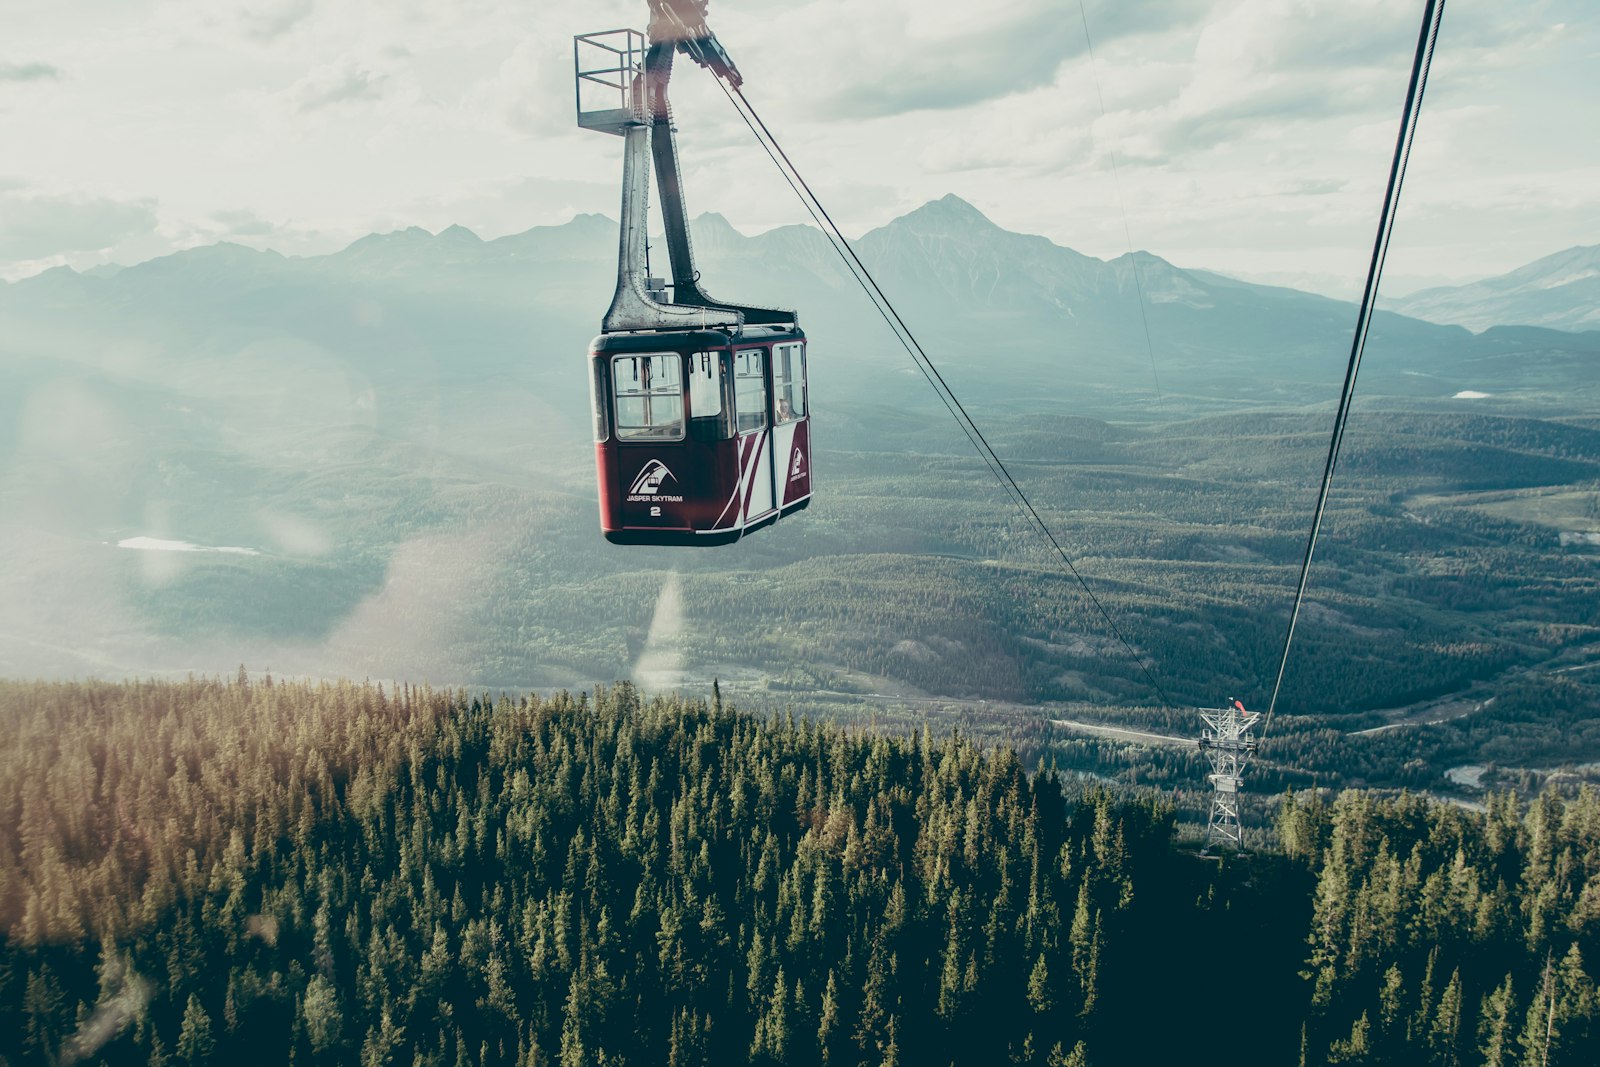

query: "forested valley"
left=2, top=677, right=1598, bottom=1066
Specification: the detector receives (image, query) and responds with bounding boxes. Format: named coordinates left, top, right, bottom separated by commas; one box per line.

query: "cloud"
left=0, top=61, right=61, bottom=82
left=240, top=0, right=316, bottom=43
left=0, top=191, right=159, bottom=260
left=633, top=572, right=686, bottom=690
left=1438, top=0, right=1598, bottom=60
left=209, top=208, right=281, bottom=238
left=289, top=63, right=387, bottom=113
left=0, top=0, right=1587, bottom=289
left=814, top=0, right=1081, bottom=118
left=145, top=0, right=315, bottom=49
left=390, top=174, right=617, bottom=237
left=1281, top=177, right=1346, bottom=197
left=57, top=964, right=151, bottom=1065
left=1113, top=0, right=1588, bottom=168
left=317, top=522, right=518, bottom=684
left=1081, top=0, right=1213, bottom=42
left=917, top=84, right=1095, bottom=175
left=776, top=0, right=1209, bottom=120
left=1036, top=0, right=1447, bottom=170
left=1164, top=2, right=1420, bottom=142
left=137, top=209, right=331, bottom=263
left=464, top=36, right=573, bottom=138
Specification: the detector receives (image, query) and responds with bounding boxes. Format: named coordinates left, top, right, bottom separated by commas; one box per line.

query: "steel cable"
left=1258, top=0, right=1448, bottom=746
left=712, top=78, right=1180, bottom=715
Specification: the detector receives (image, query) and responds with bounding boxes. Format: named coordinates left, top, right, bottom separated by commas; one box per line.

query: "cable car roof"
left=591, top=324, right=804, bottom=353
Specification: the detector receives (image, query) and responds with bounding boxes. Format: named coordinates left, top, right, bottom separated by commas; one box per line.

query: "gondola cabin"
left=574, top=23, right=810, bottom=545
left=590, top=325, right=810, bottom=545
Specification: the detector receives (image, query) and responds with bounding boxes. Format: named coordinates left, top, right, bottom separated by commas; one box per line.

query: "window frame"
left=773, top=342, right=807, bottom=423
left=686, top=350, right=735, bottom=442
left=589, top=356, right=610, bottom=443
left=732, top=346, right=769, bottom=435
left=611, top=353, right=686, bottom=443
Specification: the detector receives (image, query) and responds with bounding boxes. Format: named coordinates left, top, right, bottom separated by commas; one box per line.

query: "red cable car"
left=590, top=329, right=810, bottom=545
left=576, top=5, right=810, bottom=546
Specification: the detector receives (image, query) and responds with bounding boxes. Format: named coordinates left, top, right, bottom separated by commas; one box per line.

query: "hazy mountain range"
left=5, top=195, right=1596, bottom=414
left=2, top=195, right=1597, bottom=685
left=1387, top=243, right=1600, bottom=333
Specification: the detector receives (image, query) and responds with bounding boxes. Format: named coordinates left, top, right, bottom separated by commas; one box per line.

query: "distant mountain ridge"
left=9, top=198, right=1598, bottom=348
left=3, top=196, right=1596, bottom=412
left=1387, top=243, right=1600, bottom=333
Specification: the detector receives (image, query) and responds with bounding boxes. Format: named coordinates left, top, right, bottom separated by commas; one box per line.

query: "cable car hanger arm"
left=648, top=0, right=742, bottom=87
left=641, top=1, right=791, bottom=327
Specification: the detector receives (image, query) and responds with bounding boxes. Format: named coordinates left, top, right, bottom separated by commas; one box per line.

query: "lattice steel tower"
left=1197, top=700, right=1261, bottom=849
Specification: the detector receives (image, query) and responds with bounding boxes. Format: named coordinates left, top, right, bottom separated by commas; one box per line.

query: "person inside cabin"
left=776, top=396, right=793, bottom=422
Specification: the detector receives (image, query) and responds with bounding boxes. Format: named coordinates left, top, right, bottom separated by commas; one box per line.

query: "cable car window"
left=733, top=348, right=767, bottom=433
left=774, top=342, right=806, bottom=422
left=589, top=358, right=610, bottom=443
left=687, top=351, right=733, bottom=442
left=612, top=354, right=684, bottom=441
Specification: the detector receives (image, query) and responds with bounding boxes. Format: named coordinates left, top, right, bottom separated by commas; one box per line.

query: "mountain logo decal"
left=790, top=447, right=805, bottom=481
left=627, top=459, right=683, bottom=502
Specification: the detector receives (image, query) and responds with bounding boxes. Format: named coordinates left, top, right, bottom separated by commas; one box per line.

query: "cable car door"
left=771, top=341, right=809, bottom=508
left=733, top=347, right=773, bottom=521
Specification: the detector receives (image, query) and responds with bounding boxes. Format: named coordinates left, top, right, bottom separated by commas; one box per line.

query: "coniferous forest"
left=1, top=678, right=1598, bottom=1066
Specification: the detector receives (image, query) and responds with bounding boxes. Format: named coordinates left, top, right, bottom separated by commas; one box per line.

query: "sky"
left=2, top=0, right=1597, bottom=296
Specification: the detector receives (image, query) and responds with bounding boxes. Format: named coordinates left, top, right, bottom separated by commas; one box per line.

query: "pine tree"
left=1327, top=1010, right=1370, bottom=1064
left=1048, top=1040, right=1089, bottom=1067
left=361, top=1008, right=407, bottom=1067
left=560, top=971, right=586, bottom=1067
left=1068, top=881, right=1093, bottom=1007
left=817, top=970, right=839, bottom=1067
left=147, top=1030, right=170, bottom=1067
left=1411, top=947, right=1440, bottom=1047
left=1428, top=969, right=1462, bottom=1067
left=22, top=964, right=65, bottom=1063
left=1027, top=953, right=1052, bottom=1015
left=1518, top=954, right=1558, bottom=1067
left=304, top=973, right=344, bottom=1054
left=1478, top=975, right=1516, bottom=1067
left=750, top=968, right=790, bottom=1064
left=176, top=993, right=215, bottom=1064
left=880, top=1014, right=900, bottom=1067
left=1377, top=963, right=1405, bottom=1051
left=854, top=939, right=891, bottom=1063
left=1553, top=945, right=1597, bottom=1056
left=1277, top=787, right=1324, bottom=862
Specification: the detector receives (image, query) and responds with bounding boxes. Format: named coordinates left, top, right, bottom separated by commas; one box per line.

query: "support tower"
left=1196, top=700, right=1261, bottom=850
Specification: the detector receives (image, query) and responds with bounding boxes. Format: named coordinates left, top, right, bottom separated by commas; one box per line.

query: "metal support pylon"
left=1197, top=700, right=1260, bottom=850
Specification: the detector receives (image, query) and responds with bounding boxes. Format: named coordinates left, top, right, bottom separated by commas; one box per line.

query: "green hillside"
left=2, top=678, right=1598, bottom=1065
